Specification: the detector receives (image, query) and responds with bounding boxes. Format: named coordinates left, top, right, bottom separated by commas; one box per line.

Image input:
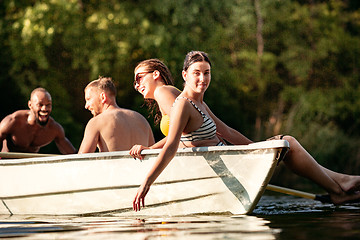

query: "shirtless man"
left=0, top=88, right=77, bottom=154
left=78, top=76, right=155, bottom=153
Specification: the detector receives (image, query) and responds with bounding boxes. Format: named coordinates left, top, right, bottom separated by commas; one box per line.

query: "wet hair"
left=30, top=87, right=51, bottom=101
left=86, top=76, right=116, bottom=97
left=135, top=59, right=174, bottom=86
left=135, top=59, right=175, bottom=125
left=183, top=50, right=212, bottom=71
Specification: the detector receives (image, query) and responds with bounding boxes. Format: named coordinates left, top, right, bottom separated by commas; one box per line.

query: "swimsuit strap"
left=174, top=97, right=206, bottom=117
left=174, top=97, right=217, bottom=143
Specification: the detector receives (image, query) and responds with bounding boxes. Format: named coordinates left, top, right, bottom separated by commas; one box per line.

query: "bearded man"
left=78, top=77, right=154, bottom=153
left=0, top=88, right=76, bottom=154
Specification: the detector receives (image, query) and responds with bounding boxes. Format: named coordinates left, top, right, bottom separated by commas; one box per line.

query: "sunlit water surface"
left=1, top=195, right=360, bottom=239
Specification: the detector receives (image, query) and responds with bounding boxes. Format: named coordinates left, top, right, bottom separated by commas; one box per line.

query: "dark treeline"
left=1, top=0, right=360, bottom=188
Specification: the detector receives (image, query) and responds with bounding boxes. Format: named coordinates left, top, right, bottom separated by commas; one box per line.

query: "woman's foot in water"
left=336, top=175, right=360, bottom=193
left=329, top=190, right=360, bottom=205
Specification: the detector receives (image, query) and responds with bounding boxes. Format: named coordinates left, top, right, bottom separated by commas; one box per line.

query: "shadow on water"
left=0, top=195, right=360, bottom=239
left=255, top=195, right=360, bottom=240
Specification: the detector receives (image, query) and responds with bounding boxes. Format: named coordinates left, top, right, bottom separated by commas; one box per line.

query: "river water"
left=1, top=195, right=359, bottom=239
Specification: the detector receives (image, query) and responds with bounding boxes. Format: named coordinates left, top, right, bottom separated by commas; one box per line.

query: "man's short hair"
left=86, top=76, right=116, bottom=96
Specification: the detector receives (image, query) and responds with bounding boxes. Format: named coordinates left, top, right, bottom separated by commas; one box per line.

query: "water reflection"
left=0, top=195, right=359, bottom=239
left=0, top=214, right=277, bottom=239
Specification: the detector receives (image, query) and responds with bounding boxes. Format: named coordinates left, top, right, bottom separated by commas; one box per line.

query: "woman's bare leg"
left=282, top=135, right=360, bottom=204
left=319, top=166, right=360, bottom=193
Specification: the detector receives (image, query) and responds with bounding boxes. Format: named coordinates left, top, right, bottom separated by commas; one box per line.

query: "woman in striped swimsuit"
left=132, top=51, right=360, bottom=211
left=130, top=58, right=250, bottom=155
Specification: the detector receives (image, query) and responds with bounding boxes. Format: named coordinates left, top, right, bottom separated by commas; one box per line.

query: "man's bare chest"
left=10, top=126, right=55, bottom=149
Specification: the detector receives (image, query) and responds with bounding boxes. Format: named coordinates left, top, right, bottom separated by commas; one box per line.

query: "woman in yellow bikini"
left=130, top=58, right=181, bottom=154
left=131, top=52, right=360, bottom=211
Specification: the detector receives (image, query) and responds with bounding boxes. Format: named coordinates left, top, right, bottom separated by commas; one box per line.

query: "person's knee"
left=281, top=135, right=298, bottom=159
left=282, top=135, right=296, bottom=145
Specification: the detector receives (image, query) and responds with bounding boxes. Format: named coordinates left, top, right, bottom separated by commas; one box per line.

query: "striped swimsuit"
left=174, top=97, right=222, bottom=144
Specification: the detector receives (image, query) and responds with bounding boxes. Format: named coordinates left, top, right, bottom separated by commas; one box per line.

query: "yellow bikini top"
left=159, top=86, right=182, bottom=136
left=160, top=114, right=170, bottom=136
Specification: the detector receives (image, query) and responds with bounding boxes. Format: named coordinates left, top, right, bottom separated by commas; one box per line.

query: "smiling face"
left=29, top=91, right=52, bottom=126
left=182, top=61, right=211, bottom=94
left=84, top=87, right=102, bottom=117
left=134, top=66, right=155, bottom=98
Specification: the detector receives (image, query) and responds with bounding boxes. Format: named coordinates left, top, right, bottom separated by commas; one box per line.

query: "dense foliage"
left=1, top=0, right=359, bottom=186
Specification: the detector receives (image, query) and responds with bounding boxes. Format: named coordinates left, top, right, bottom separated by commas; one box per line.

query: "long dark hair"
left=135, top=59, right=174, bottom=125
left=183, top=51, right=212, bottom=71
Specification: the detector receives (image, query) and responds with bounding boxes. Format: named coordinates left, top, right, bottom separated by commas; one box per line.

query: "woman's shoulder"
left=156, top=85, right=181, bottom=95
left=170, top=97, right=194, bottom=119
left=154, top=86, right=180, bottom=105
left=168, top=85, right=182, bottom=93
left=173, top=96, right=193, bottom=108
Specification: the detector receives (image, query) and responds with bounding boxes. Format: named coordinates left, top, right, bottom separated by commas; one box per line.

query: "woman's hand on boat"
left=133, top=182, right=150, bottom=211
left=129, top=145, right=149, bottom=160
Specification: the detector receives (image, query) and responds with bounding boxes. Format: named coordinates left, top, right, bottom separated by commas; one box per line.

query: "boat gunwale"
left=0, top=140, right=289, bottom=166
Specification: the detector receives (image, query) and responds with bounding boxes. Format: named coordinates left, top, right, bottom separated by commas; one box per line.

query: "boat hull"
left=0, top=140, right=289, bottom=216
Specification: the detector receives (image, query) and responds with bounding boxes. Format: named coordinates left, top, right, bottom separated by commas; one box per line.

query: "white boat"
left=0, top=140, right=289, bottom=216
